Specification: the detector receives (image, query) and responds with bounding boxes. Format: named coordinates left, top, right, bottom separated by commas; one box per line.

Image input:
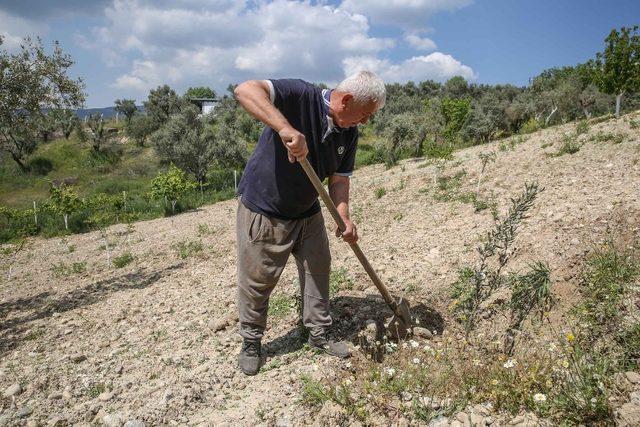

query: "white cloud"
left=343, top=52, right=477, bottom=83
left=404, top=33, right=437, bottom=51
left=339, top=0, right=473, bottom=30
left=70, top=0, right=475, bottom=103
left=0, top=10, right=47, bottom=51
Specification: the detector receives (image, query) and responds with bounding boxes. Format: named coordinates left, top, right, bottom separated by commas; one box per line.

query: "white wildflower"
left=533, top=393, right=547, bottom=403
left=410, top=340, right=419, bottom=349
left=503, top=359, right=517, bottom=369
left=383, top=367, right=396, bottom=377
left=413, top=357, right=421, bottom=365
left=402, top=342, right=408, bottom=349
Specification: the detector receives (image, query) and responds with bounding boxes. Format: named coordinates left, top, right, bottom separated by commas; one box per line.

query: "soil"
left=1, top=113, right=639, bottom=426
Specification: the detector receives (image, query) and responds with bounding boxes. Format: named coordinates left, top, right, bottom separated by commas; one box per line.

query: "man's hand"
left=335, top=219, right=358, bottom=244
left=279, top=127, right=308, bottom=163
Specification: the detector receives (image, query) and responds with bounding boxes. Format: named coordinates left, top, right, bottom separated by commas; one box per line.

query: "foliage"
left=441, top=97, right=471, bottom=144
left=594, top=26, right=640, bottom=117
left=184, top=86, right=216, bottom=99
left=143, top=84, right=184, bottom=126
left=149, top=164, right=197, bottom=214
left=380, top=113, right=417, bottom=167
left=114, top=99, right=138, bottom=124
left=126, top=114, right=155, bottom=147
left=172, top=239, right=204, bottom=259
left=48, top=185, right=82, bottom=230
left=153, top=104, right=247, bottom=183
left=0, top=36, right=84, bottom=171
left=86, top=114, right=107, bottom=152
left=113, top=251, right=134, bottom=268
left=450, top=182, right=548, bottom=347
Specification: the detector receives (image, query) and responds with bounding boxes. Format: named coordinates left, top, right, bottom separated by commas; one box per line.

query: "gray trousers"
left=236, top=198, right=332, bottom=341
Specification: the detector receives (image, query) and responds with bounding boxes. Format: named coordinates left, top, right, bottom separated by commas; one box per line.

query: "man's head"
left=329, top=71, right=386, bottom=128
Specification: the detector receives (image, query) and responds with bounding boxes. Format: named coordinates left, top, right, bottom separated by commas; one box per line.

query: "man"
left=233, top=71, right=386, bottom=376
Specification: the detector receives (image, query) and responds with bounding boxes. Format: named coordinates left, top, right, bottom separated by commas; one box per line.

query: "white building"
left=189, top=98, right=219, bottom=115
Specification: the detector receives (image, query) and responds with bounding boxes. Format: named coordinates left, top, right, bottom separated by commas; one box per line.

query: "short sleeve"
left=334, top=131, right=358, bottom=177
left=268, top=79, right=310, bottom=110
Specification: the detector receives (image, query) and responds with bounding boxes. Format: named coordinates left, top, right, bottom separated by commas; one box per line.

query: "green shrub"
left=519, top=118, right=540, bottom=134
left=575, top=120, right=589, bottom=135
left=172, top=239, right=204, bottom=259
left=374, top=187, right=386, bottom=199
left=113, top=251, right=134, bottom=268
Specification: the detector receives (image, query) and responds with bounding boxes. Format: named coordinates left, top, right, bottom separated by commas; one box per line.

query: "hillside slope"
left=1, top=113, right=639, bottom=426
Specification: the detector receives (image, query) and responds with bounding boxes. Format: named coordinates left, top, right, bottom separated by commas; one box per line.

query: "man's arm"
left=328, top=174, right=358, bottom=244
left=234, top=80, right=308, bottom=162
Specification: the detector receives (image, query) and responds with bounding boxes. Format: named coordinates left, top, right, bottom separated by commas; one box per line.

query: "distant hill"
left=74, top=106, right=144, bottom=120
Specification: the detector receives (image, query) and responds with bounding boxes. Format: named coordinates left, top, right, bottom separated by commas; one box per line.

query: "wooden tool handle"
left=298, top=157, right=399, bottom=312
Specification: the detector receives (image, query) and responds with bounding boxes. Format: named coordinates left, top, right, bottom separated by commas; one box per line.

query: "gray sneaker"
left=238, top=339, right=262, bottom=375
left=308, top=335, right=351, bottom=358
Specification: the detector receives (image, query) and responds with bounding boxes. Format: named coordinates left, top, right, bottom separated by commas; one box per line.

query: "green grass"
left=113, top=251, right=134, bottom=268
left=268, top=293, right=294, bottom=318
left=0, top=133, right=239, bottom=243
left=374, top=187, right=386, bottom=199
left=329, top=267, right=353, bottom=296
left=172, top=239, right=204, bottom=259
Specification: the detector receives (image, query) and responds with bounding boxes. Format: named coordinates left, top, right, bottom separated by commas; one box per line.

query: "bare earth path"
left=1, top=114, right=639, bottom=426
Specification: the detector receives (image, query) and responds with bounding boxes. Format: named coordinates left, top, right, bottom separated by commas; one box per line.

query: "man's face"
left=332, top=94, right=378, bottom=128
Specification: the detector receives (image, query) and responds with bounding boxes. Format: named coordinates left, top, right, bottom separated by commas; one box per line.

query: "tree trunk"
left=11, top=153, right=28, bottom=172
left=414, top=128, right=427, bottom=157
left=545, top=106, right=558, bottom=126
left=615, top=93, right=623, bottom=118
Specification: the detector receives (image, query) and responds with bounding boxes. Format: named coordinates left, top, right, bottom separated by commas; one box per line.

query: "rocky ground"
left=1, top=113, right=639, bottom=426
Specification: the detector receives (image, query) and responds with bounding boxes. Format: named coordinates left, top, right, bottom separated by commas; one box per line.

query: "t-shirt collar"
left=322, top=88, right=347, bottom=134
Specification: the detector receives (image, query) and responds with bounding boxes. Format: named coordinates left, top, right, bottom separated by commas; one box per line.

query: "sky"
left=1, top=0, right=638, bottom=108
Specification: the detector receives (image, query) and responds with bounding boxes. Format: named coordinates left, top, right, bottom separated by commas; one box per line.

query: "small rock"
left=17, top=406, right=33, bottom=418
left=509, top=415, right=524, bottom=425
left=98, top=391, right=114, bottom=402
left=3, top=382, right=22, bottom=397
left=400, top=391, right=412, bottom=402
left=48, top=391, right=63, bottom=400
left=469, top=413, right=485, bottom=426
left=427, top=416, right=449, bottom=427
left=616, top=402, right=640, bottom=427
left=213, top=319, right=229, bottom=332
left=62, top=389, right=73, bottom=400
left=47, top=414, right=68, bottom=426
left=26, top=420, right=39, bottom=427
left=115, top=364, right=124, bottom=375
left=630, top=391, right=640, bottom=405
left=163, top=388, right=174, bottom=403
left=449, top=421, right=464, bottom=427
left=413, top=327, right=433, bottom=339
left=124, top=420, right=146, bottom=427
left=70, top=353, right=86, bottom=363
left=625, top=371, right=640, bottom=384
left=103, top=412, right=124, bottom=427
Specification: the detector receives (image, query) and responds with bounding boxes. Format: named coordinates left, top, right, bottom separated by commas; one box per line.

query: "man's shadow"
left=263, top=294, right=444, bottom=359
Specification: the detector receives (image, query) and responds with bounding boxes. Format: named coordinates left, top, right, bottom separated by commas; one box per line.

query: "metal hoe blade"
left=385, top=297, right=412, bottom=340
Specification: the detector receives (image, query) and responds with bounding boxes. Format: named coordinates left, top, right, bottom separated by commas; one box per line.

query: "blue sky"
left=1, top=0, right=637, bottom=108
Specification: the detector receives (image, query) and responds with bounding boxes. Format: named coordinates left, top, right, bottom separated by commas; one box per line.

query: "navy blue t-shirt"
left=237, top=79, right=358, bottom=220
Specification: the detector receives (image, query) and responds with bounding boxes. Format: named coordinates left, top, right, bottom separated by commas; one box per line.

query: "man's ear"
left=341, top=93, right=353, bottom=109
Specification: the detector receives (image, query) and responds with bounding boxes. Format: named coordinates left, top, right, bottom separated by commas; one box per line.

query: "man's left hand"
left=335, top=219, right=358, bottom=244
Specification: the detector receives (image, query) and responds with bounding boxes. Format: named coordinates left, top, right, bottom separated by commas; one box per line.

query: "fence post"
left=123, top=190, right=127, bottom=211
left=234, top=170, right=237, bottom=192
left=33, top=201, right=38, bottom=227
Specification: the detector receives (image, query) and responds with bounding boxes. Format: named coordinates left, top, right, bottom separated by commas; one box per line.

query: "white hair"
left=335, top=70, right=386, bottom=109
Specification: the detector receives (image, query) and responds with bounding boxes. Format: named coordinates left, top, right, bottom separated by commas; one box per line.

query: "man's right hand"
left=279, top=127, right=308, bottom=163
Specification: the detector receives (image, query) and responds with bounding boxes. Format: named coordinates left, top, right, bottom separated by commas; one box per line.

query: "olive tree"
left=0, top=36, right=84, bottom=171
left=150, top=164, right=197, bottom=214
left=594, top=26, right=640, bottom=118
left=114, top=99, right=137, bottom=125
